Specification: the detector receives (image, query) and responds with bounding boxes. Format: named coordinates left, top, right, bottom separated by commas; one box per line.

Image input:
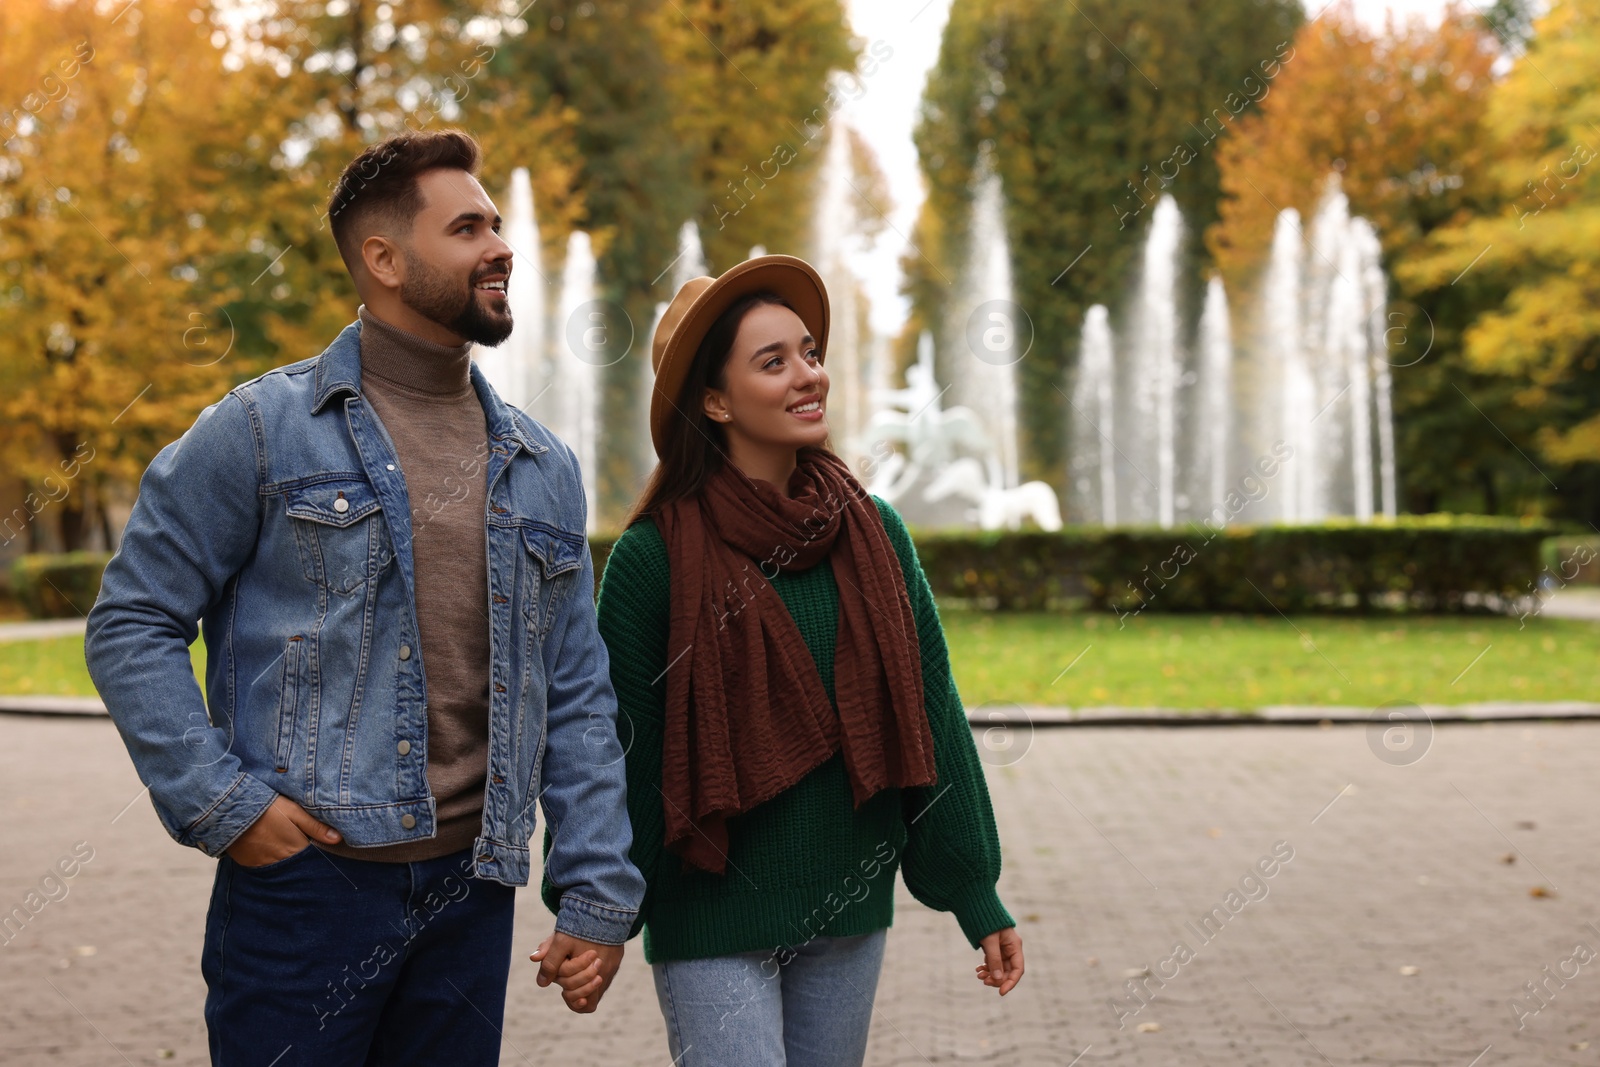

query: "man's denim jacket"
left=85, top=320, right=644, bottom=944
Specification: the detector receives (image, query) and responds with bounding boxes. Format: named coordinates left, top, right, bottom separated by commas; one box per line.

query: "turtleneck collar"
left=358, top=305, right=475, bottom=399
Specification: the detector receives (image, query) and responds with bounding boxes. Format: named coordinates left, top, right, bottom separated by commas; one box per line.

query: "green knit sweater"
left=544, top=495, right=1014, bottom=963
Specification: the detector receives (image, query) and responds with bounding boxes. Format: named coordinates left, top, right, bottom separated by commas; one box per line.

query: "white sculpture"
left=924, top=458, right=1063, bottom=532
left=864, top=332, right=1062, bottom=531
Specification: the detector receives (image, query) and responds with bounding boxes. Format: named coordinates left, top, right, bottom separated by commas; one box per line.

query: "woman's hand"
left=976, top=927, right=1025, bottom=995
left=531, top=932, right=625, bottom=1013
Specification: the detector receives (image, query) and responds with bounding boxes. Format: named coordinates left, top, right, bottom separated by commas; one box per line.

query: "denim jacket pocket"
left=520, top=522, right=584, bottom=636
left=273, top=635, right=305, bottom=776
left=284, top=477, right=391, bottom=594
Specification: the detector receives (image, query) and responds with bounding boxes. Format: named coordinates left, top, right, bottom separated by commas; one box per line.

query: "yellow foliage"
left=1207, top=1, right=1497, bottom=288
left=1401, top=0, right=1600, bottom=462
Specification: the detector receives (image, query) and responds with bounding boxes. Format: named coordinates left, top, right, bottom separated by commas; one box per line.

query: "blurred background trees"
left=1, top=0, right=856, bottom=542
left=3, top=0, right=1597, bottom=549
left=906, top=0, right=1306, bottom=490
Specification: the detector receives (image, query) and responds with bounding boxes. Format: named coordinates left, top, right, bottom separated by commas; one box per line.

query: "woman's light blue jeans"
left=651, top=928, right=888, bottom=1067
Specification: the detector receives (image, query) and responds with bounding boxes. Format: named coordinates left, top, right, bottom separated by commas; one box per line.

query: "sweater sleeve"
left=873, top=496, right=1016, bottom=948
left=541, top=520, right=669, bottom=941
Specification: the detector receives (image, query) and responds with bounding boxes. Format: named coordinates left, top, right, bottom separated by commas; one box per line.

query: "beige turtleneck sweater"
left=323, top=306, right=491, bottom=862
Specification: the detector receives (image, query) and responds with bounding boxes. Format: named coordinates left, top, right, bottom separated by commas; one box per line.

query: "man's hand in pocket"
left=225, top=795, right=342, bottom=867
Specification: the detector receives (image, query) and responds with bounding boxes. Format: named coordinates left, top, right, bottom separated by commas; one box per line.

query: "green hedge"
left=592, top=516, right=1558, bottom=614
left=10, top=552, right=113, bottom=619
left=19, top=519, right=1554, bottom=619
left=1540, top=536, right=1600, bottom=587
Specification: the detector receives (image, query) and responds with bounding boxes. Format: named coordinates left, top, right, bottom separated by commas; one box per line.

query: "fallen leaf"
left=1138, top=1022, right=1162, bottom=1033
left=1123, top=966, right=1150, bottom=978
left=1400, top=965, right=1420, bottom=976
left=1530, top=886, right=1555, bottom=898
left=71, top=946, right=95, bottom=957
left=1572, top=1041, right=1590, bottom=1051
left=1500, top=854, right=1516, bottom=865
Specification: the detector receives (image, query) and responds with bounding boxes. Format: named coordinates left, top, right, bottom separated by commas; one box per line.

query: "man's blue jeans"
left=201, top=843, right=515, bottom=1066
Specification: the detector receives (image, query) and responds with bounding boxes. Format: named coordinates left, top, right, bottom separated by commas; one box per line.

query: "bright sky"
left=841, top=0, right=1491, bottom=337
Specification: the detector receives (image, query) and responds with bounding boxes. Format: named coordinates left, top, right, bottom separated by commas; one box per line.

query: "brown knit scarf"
left=652, top=447, right=939, bottom=875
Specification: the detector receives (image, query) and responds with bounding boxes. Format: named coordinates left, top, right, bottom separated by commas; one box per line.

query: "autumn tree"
left=1401, top=0, right=1600, bottom=523
left=652, top=0, right=856, bottom=271
left=0, top=0, right=589, bottom=550
left=0, top=0, right=292, bottom=552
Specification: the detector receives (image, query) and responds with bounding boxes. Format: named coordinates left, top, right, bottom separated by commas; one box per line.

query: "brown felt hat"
left=649, top=254, right=830, bottom=459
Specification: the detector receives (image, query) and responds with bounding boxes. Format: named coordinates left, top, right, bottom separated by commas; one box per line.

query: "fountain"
left=477, top=167, right=544, bottom=411
left=858, top=150, right=1061, bottom=531
left=813, top=124, right=866, bottom=464
left=476, top=155, right=1392, bottom=537
left=673, top=220, right=708, bottom=288
left=1271, top=179, right=1397, bottom=522
left=855, top=144, right=1063, bottom=531
left=1069, top=305, right=1117, bottom=525
left=1367, top=233, right=1398, bottom=518
left=1129, top=196, right=1182, bottom=527
left=950, top=155, right=1022, bottom=492
left=555, top=231, right=600, bottom=528
left=1260, top=207, right=1312, bottom=521
left=1067, top=181, right=1398, bottom=529
left=1196, top=276, right=1233, bottom=514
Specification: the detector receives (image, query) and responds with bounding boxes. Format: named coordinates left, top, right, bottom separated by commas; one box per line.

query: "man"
left=85, top=128, right=643, bottom=1064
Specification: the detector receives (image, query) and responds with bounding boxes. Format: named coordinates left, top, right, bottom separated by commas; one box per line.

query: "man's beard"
left=400, top=255, right=514, bottom=347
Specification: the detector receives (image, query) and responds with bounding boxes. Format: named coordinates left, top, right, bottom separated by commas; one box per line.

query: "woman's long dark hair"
left=625, top=289, right=833, bottom=528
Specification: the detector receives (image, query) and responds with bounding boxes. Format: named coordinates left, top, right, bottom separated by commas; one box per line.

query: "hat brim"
left=649, top=255, right=830, bottom=459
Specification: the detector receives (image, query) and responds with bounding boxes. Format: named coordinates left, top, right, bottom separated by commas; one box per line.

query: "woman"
left=583, top=254, right=1023, bottom=1065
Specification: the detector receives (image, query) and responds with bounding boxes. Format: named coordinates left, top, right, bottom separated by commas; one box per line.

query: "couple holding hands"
left=87, top=128, right=1022, bottom=1066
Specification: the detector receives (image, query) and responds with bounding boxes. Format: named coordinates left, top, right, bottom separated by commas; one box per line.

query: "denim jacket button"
left=400, top=814, right=417, bottom=830
left=398, top=644, right=412, bottom=661
left=333, top=497, right=349, bottom=514
left=397, top=739, right=411, bottom=756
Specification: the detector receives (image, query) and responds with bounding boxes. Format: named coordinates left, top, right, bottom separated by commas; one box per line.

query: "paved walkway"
left=4, top=715, right=1599, bottom=1065
left=0, top=619, right=86, bottom=643
left=1538, top=588, right=1600, bottom=621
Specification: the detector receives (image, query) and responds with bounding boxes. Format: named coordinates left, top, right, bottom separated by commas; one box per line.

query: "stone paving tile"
left=4, top=716, right=1600, bottom=1065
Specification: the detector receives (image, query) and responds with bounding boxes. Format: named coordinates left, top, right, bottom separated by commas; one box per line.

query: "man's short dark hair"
left=326, top=128, right=483, bottom=273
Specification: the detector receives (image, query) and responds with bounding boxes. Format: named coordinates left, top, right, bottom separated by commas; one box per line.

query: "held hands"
left=976, top=927, right=1025, bottom=995
left=225, top=795, right=342, bottom=867
left=530, top=932, right=624, bottom=1014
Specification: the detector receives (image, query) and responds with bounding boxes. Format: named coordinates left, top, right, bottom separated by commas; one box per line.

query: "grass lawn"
left=1, top=613, right=1596, bottom=709
left=940, top=611, right=1600, bottom=709
left=0, top=635, right=204, bottom=697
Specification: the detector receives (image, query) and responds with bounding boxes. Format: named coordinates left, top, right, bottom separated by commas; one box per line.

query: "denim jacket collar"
left=310, top=318, right=546, bottom=457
